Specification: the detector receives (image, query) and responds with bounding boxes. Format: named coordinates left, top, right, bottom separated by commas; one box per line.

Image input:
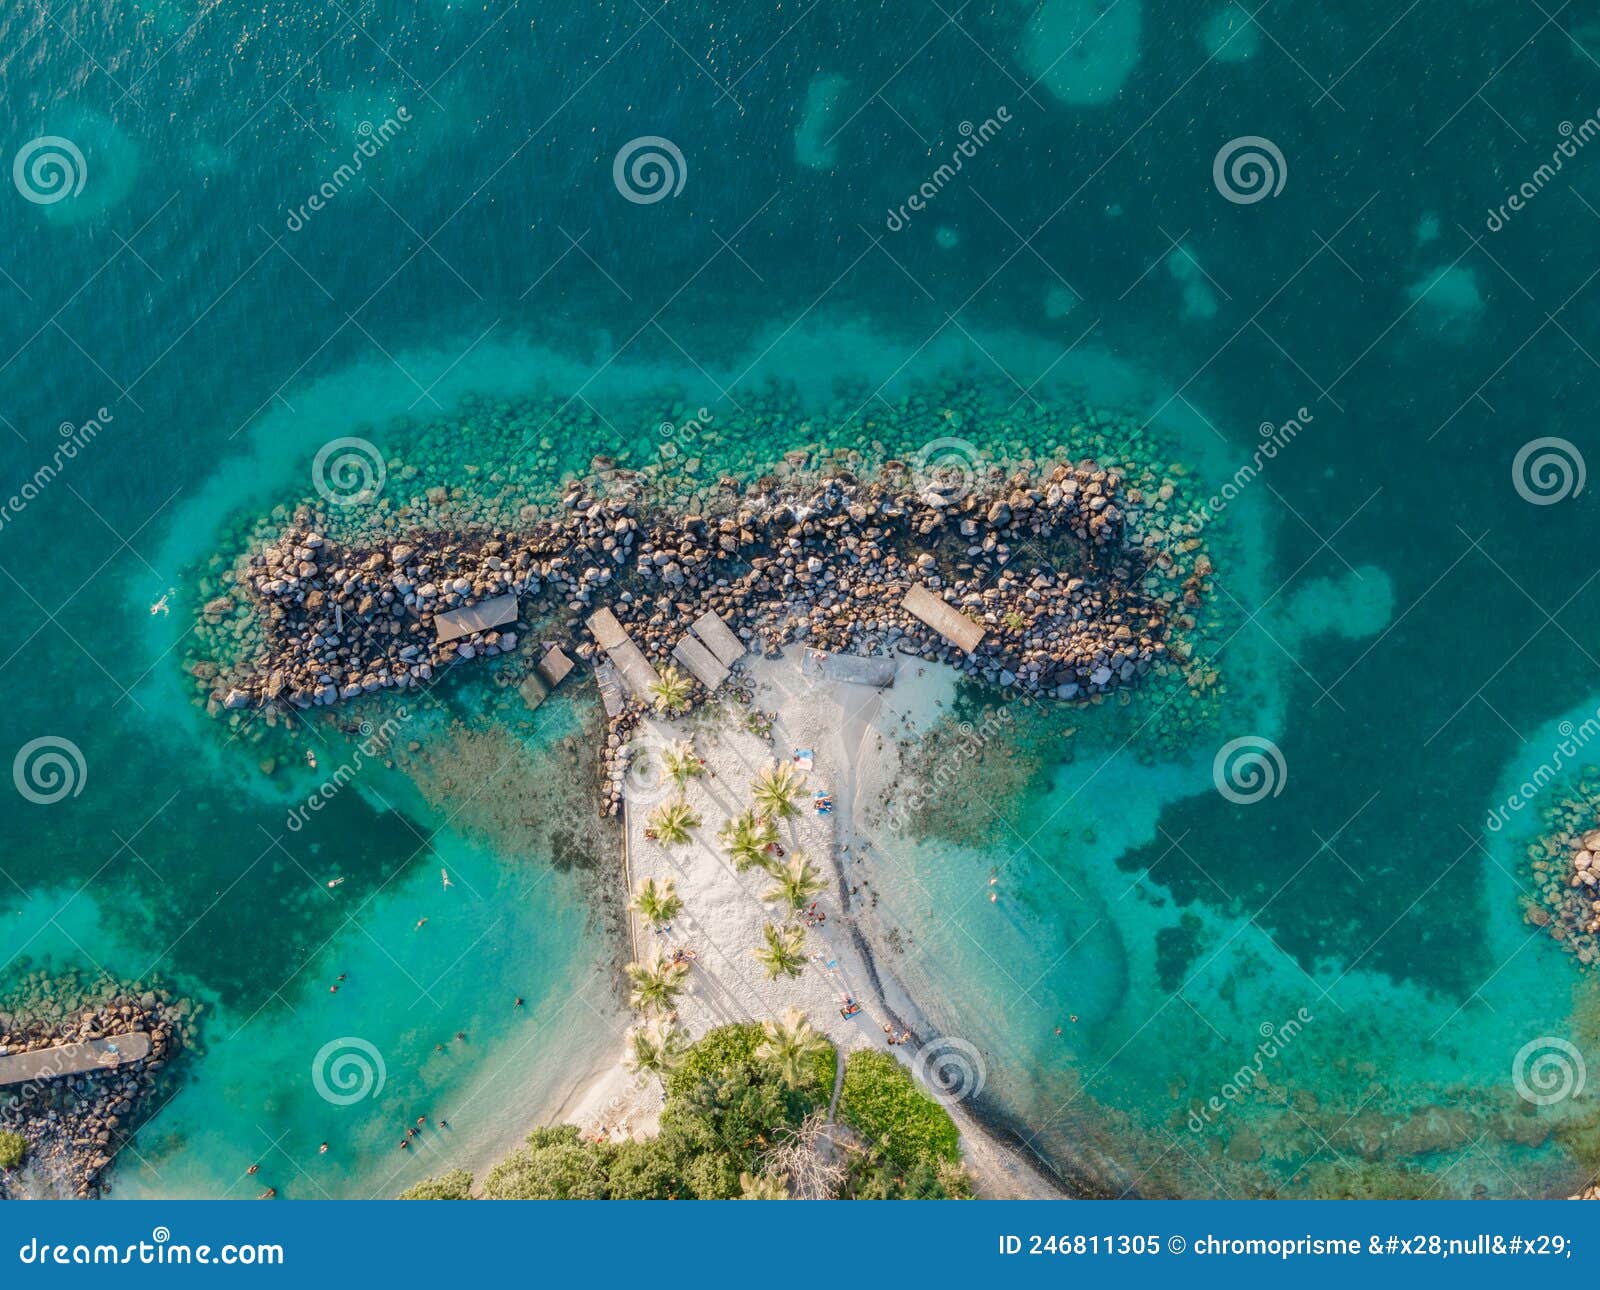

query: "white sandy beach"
left=559, top=647, right=1064, bottom=1198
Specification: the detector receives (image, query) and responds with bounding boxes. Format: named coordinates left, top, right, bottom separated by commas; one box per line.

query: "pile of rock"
left=1527, top=815, right=1600, bottom=965
left=210, top=459, right=1205, bottom=734
left=0, top=981, right=195, bottom=1198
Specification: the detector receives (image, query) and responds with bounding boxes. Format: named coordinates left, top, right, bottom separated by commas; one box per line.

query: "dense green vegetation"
left=397, top=1168, right=472, bottom=1200
left=402, top=1024, right=969, bottom=1199
left=0, top=1130, right=25, bottom=1170
left=838, top=1049, right=962, bottom=1170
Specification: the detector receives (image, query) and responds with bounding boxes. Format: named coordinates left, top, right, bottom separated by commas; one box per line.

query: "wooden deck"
left=0, top=1032, right=150, bottom=1087
left=902, top=584, right=985, bottom=653
left=434, top=593, right=520, bottom=644
left=586, top=608, right=664, bottom=701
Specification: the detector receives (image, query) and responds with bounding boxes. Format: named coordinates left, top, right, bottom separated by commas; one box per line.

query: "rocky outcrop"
left=0, top=975, right=197, bottom=1199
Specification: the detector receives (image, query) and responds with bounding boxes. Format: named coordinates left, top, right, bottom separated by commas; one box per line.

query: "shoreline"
left=542, top=647, right=1069, bottom=1198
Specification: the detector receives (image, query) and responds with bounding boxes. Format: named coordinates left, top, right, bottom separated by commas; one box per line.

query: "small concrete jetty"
left=434, top=593, right=519, bottom=644
left=0, top=1032, right=150, bottom=1087
left=672, top=633, right=728, bottom=691
left=594, top=659, right=625, bottom=718
left=670, top=609, right=746, bottom=693
left=804, top=649, right=897, bottom=687
left=536, top=645, right=574, bottom=688
left=902, top=584, right=984, bottom=653
left=690, top=611, right=747, bottom=668
left=519, top=645, right=576, bottom=711
left=587, top=607, right=664, bottom=700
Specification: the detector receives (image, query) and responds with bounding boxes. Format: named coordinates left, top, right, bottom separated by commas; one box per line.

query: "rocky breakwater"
left=1525, top=784, right=1600, bottom=965
left=0, top=974, right=196, bottom=1199
left=204, top=456, right=1212, bottom=808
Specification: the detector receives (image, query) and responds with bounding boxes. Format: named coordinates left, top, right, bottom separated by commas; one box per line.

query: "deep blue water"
left=5, top=0, right=1600, bottom=1197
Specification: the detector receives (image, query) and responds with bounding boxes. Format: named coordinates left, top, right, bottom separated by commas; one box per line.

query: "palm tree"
left=752, top=922, right=806, bottom=980
left=738, top=1171, right=789, bottom=1199
left=661, top=739, right=704, bottom=787
left=647, top=796, right=700, bottom=845
left=625, top=946, right=690, bottom=1014
left=751, top=759, right=803, bottom=819
left=719, top=809, right=779, bottom=873
left=649, top=664, right=693, bottom=716
left=764, top=854, right=827, bottom=915
left=629, top=876, right=683, bottom=929
left=624, top=1019, right=686, bottom=1077
left=756, top=1007, right=829, bottom=1088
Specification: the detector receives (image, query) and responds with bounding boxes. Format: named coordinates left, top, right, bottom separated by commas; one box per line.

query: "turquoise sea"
left=5, top=0, right=1600, bottom=1198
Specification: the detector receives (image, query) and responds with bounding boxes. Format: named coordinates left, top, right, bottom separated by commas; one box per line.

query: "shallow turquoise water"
left=4, top=1, right=1600, bottom=1198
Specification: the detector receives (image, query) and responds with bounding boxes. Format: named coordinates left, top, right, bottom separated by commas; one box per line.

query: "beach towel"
left=793, top=748, right=815, bottom=770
